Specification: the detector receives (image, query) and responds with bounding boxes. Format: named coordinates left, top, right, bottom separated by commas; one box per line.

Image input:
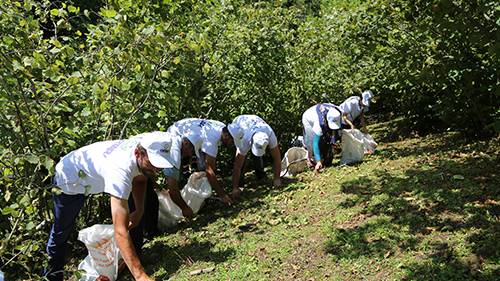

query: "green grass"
left=85, top=120, right=500, bottom=280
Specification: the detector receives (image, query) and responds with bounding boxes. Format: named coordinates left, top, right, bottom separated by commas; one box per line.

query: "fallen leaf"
left=189, top=267, right=215, bottom=276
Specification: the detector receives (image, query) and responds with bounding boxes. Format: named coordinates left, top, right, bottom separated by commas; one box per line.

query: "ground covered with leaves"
left=101, top=122, right=499, bottom=280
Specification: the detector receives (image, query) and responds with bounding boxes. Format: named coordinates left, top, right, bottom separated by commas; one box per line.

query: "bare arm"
left=110, top=196, right=151, bottom=281
left=166, top=177, right=193, bottom=218
left=343, top=113, right=354, bottom=129
left=231, top=152, right=246, bottom=191
left=205, top=154, right=232, bottom=204
left=269, top=146, right=281, bottom=185
left=129, top=175, right=147, bottom=229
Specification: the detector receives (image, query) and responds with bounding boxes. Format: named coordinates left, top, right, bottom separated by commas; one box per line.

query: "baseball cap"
left=326, top=109, right=341, bottom=130
left=362, top=90, right=374, bottom=107
left=140, top=131, right=174, bottom=168
left=251, top=131, right=269, bottom=157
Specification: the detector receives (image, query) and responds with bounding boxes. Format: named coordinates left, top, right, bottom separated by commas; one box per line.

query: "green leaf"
left=452, top=175, right=465, bottom=180
left=50, top=9, right=59, bottom=16
left=68, top=5, right=78, bottom=13
left=44, top=157, right=55, bottom=174
left=25, top=154, right=40, bottom=164
left=81, top=108, right=91, bottom=117
left=101, top=9, right=117, bottom=18
left=23, top=57, right=33, bottom=67
left=4, top=190, right=11, bottom=202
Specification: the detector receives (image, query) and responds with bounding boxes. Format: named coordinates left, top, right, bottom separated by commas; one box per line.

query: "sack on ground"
left=362, top=133, right=377, bottom=154
left=157, top=172, right=212, bottom=230
left=77, top=224, right=121, bottom=281
left=340, top=129, right=365, bottom=165
left=280, top=147, right=308, bottom=177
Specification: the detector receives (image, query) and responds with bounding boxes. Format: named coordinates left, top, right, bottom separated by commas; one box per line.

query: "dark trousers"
left=44, top=192, right=144, bottom=281
left=238, top=154, right=265, bottom=187
left=143, top=178, right=160, bottom=237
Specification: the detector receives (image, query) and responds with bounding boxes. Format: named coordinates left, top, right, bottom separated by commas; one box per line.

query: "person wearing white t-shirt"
left=44, top=132, right=175, bottom=281
left=157, top=135, right=196, bottom=220
left=227, top=115, right=282, bottom=200
left=339, top=90, right=374, bottom=132
left=142, top=135, right=196, bottom=237
left=167, top=118, right=234, bottom=205
left=302, top=103, right=342, bottom=172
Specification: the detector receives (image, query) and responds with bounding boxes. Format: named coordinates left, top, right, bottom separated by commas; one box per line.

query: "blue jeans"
left=44, top=193, right=144, bottom=281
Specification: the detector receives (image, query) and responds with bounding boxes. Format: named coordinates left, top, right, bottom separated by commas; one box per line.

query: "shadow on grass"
left=167, top=176, right=302, bottom=233
left=325, top=135, right=499, bottom=280
left=140, top=239, right=236, bottom=279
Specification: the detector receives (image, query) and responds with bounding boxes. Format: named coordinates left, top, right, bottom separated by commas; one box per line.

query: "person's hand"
left=181, top=206, right=194, bottom=219
left=220, top=194, right=233, bottom=205
left=128, top=211, right=142, bottom=229
left=273, top=178, right=282, bottom=187
left=96, top=275, right=110, bottom=281
left=231, top=188, right=242, bottom=201
left=314, top=161, right=323, bottom=173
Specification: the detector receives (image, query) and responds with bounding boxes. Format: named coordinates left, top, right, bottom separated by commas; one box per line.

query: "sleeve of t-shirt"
left=313, top=134, right=322, bottom=162
left=201, top=139, right=219, bottom=158
left=237, top=131, right=252, bottom=156
left=103, top=165, right=132, bottom=200
left=312, top=121, right=323, bottom=136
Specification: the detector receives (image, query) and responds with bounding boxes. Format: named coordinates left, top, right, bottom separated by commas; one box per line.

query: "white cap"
left=327, top=109, right=341, bottom=130
left=251, top=131, right=269, bottom=157
left=362, top=90, right=374, bottom=107
left=139, top=131, right=174, bottom=168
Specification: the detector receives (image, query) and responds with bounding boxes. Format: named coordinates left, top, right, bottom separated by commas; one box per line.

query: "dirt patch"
left=337, top=213, right=372, bottom=229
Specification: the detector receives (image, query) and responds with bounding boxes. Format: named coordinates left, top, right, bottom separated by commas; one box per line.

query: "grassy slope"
left=120, top=120, right=499, bottom=280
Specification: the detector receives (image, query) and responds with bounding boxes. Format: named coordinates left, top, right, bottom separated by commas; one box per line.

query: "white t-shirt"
left=54, top=138, right=142, bottom=200
left=231, top=115, right=278, bottom=156
left=339, top=96, right=367, bottom=123
left=132, top=132, right=182, bottom=170
left=167, top=118, right=225, bottom=158
left=302, top=103, right=338, bottom=136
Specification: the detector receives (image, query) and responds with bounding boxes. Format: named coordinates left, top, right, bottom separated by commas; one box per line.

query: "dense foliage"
left=0, top=0, right=497, bottom=277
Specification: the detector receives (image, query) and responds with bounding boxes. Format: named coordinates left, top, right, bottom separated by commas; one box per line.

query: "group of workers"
left=43, top=90, right=374, bottom=281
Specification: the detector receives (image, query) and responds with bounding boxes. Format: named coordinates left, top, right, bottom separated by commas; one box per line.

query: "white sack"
left=77, top=224, right=121, bottom=281
left=340, top=129, right=365, bottom=165
left=362, top=133, right=377, bottom=154
left=157, top=172, right=212, bottom=230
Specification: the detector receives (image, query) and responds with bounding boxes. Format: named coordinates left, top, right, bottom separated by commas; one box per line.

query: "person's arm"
left=205, top=154, right=232, bottom=205
left=129, top=175, right=147, bottom=229
left=110, top=196, right=153, bottom=281
left=166, top=176, right=193, bottom=218
left=343, top=113, right=355, bottom=130
left=269, top=146, right=282, bottom=187
left=231, top=152, right=246, bottom=191
left=313, top=134, right=323, bottom=172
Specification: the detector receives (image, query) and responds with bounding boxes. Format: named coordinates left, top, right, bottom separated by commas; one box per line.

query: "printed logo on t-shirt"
left=103, top=141, right=124, bottom=158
